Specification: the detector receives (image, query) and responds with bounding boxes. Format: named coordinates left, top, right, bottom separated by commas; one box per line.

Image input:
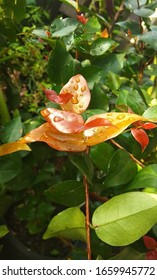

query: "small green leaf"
left=48, top=41, right=76, bottom=85
left=0, top=117, right=23, bottom=143
left=142, top=105, right=157, bottom=121
left=138, top=31, right=157, bottom=51
left=107, top=71, right=121, bottom=91
left=51, top=18, right=79, bottom=37
left=0, top=154, right=21, bottom=184
left=127, top=164, right=157, bottom=191
left=110, top=246, right=145, bottom=260
left=68, top=153, right=94, bottom=184
left=126, top=90, right=147, bottom=115
left=134, top=8, right=154, bottom=17
left=43, top=207, right=86, bottom=241
left=0, top=225, right=9, bottom=238
left=92, top=192, right=157, bottom=246
left=90, top=38, right=116, bottom=56
left=103, top=149, right=137, bottom=188
left=90, top=143, right=114, bottom=172
left=45, top=180, right=85, bottom=206
left=89, top=83, right=109, bottom=111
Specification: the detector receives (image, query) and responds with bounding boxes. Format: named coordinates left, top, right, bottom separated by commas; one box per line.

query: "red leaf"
left=77, top=14, right=88, bottom=24
left=141, top=122, right=157, bottom=130
left=43, top=88, right=73, bottom=104
left=131, top=128, right=149, bottom=152
left=143, top=236, right=157, bottom=250
left=84, top=118, right=113, bottom=130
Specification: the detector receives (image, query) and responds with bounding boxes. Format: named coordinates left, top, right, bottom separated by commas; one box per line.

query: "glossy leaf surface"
left=92, top=192, right=157, bottom=246
left=131, top=128, right=149, bottom=152
left=43, top=207, right=86, bottom=241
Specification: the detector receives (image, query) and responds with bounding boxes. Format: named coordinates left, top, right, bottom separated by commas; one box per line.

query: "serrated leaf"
left=43, top=207, right=86, bottom=241
left=45, top=180, right=85, bottom=206
left=92, top=192, right=157, bottom=246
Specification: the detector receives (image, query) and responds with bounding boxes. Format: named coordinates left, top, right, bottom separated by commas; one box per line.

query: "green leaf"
left=83, top=17, right=101, bottom=34
left=0, top=225, right=9, bottom=238
left=60, top=0, right=77, bottom=9
left=0, top=154, right=21, bottom=184
left=127, top=164, right=157, bottom=191
left=126, top=90, right=147, bottom=115
left=51, top=18, right=79, bottom=37
left=48, top=41, right=76, bottom=85
left=0, top=117, right=23, bottom=143
left=90, top=143, right=114, bottom=172
left=133, top=8, right=154, bottom=17
left=43, top=207, right=86, bottom=241
left=68, top=153, right=94, bottom=184
left=142, top=105, right=157, bottom=121
left=13, top=0, right=26, bottom=23
left=90, top=38, right=116, bottom=56
left=92, top=192, right=157, bottom=246
left=89, top=83, right=109, bottom=111
left=94, top=53, right=126, bottom=75
left=103, top=149, right=137, bottom=188
left=80, top=66, right=103, bottom=89
left=107, top=71, right=121, bottom=91
left=138, top=31, right=157, bottom=51
left=110, top=246, right=145, bottom=260
left=45, top=180, right=85, bottom=207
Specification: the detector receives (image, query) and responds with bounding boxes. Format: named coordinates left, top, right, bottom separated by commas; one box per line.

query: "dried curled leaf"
left=60, top=74, right=91, bottom=114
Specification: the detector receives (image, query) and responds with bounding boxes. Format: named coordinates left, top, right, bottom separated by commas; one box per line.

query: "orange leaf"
left=41, top=108, right=84, bottom=133
left=0, top=141, right=31, bottom=156
left=141, top=122, right=157, bottom=130
left=43, top=88, right=73, bottom=104
left=84, top=112, right=147, bottom=146
left=77, top=13, right=88, bottom=24
left=60, top=74, right=91, bottom=114
left=131, top=128, right=149, bottom=152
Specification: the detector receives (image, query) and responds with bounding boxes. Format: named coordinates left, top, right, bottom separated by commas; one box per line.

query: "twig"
left=110, top=139, right=145, bottom=168
left=108, top=1, right=124, bottom=34
left=83, top=147, right=92, bottom=260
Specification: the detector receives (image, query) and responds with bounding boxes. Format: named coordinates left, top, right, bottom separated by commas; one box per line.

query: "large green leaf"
left=68, top=153, right=94, bottom=184
left=127, top=164, right=157, bottom=191
left=92, top=192, right=157, bottom=246
left=48, top=41, right=76, bottom=85
left=90, top=38, right=116, bottom=56
left=90, top=143, right=114, bottom=172
left=103, top=149, right=137, bottom=188
left=0, top=154, right=21, bottom=184
left=94, top=53, right=125, bottom=75
left=45, top=180, right=85, bottom=206
left=43, top=207, right=86, bottom=241
left=0, top=117, right=23, bottom=143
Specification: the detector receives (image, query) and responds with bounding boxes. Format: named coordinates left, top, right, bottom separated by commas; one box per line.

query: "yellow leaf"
left=0, top=141, right=31, bottom=156
left=84, top=112, right=147, bottom=146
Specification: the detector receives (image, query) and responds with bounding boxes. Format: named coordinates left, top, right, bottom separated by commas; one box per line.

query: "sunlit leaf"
left=92, top=192, right=157, bottom=246
left=131, top=128, right=149, bottom=152
left=43, top=207, right=86, bottom=241
left=41, top=108, right=84, bottom=133
left=60, top=74, right=91, bottom=114
left=0, top=141, right=31, bottom=157
left=142, top=105, right=157, bottom=121
left=84, top=112, right=147, bottom=146
left=0, top=225, right=9, bottom=238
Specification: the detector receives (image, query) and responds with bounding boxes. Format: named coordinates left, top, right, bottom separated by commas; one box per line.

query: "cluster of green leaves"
left=1, top=0, right=157, bottom=260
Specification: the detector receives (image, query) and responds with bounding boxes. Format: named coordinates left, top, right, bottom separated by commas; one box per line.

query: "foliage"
left=1, top=0, right=157, bottom=260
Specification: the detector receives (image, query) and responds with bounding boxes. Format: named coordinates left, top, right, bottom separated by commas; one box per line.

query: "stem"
left=110, top=139, right=145, bottom=168
left=0, top=86, right=10, bottom=125
left=83, top=147, right=92, bottom=260
left=108, top=1, right=124, bottom=34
